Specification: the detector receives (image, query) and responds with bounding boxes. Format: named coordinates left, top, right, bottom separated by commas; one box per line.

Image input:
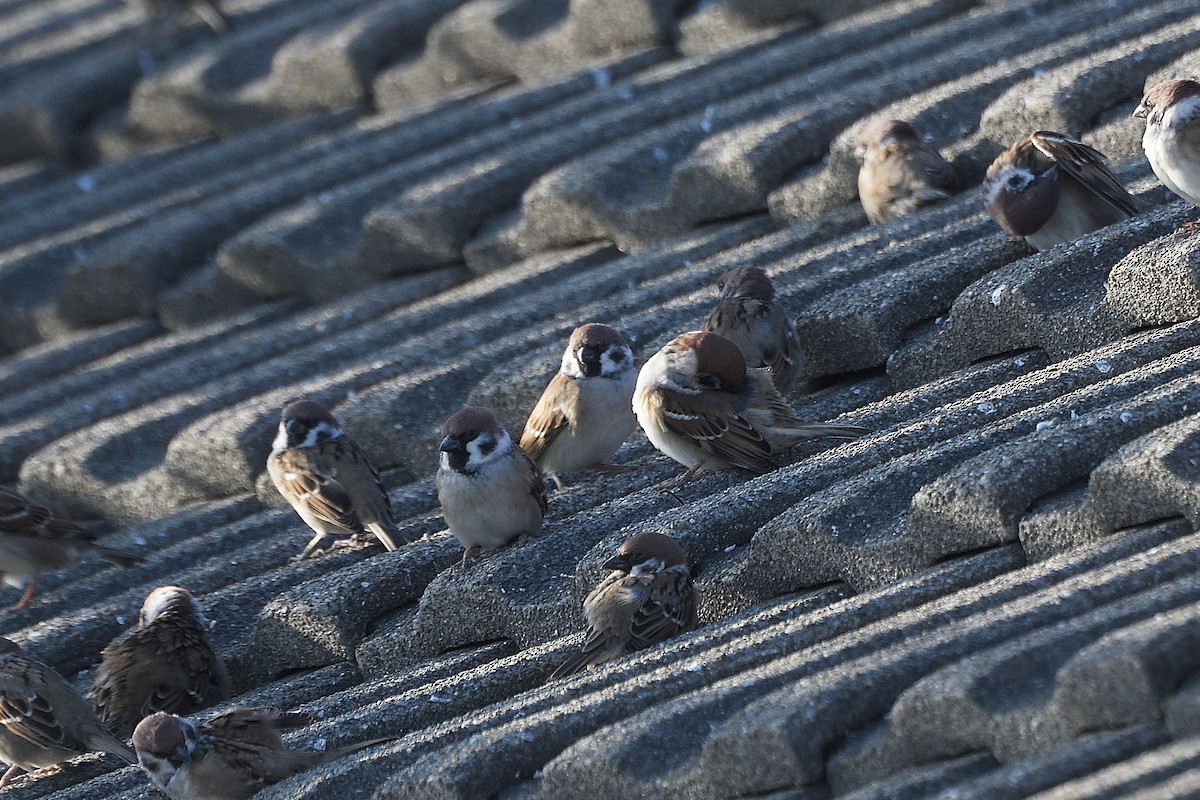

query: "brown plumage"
left=983, top=131, right=1136, bottom=251
left=701, top=266, right=804, bottom=394
left=0, top=487, right=143, bottom=610
left=90, top=586, right=229, bottom=737
left=551, top=532, right=698, bottom=679
left=133, top=706, right=391, bottom=800
left=634, top=331, right=869, bottom=479
left=1136, top=79, right=1200, bottom=207
left=520, top=324, right=637, bottom=488
left=0, top=638, right=134, bottom=787
left=268, top=400, right=412, bottom=559
left=438, top=407, right=548, bottom=565
left=857, top=119, right=957, bottom=224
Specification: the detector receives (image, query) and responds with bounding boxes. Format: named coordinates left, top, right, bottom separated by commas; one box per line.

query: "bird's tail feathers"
left=96, top=545, right=145, bottom=568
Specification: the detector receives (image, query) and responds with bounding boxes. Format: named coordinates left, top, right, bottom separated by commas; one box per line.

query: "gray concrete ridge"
left=3, top=0, right=1200, bottom=797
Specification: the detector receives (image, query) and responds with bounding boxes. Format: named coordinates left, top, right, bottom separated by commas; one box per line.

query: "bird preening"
left=983, top=130, right=1137, bottom=251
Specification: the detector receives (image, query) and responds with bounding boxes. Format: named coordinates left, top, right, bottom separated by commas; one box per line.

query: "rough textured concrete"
left=4, top=1, right=1200, bottom=798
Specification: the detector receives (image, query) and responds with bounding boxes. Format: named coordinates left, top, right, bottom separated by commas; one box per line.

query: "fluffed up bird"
left=268, top=399, right=412, bottom=559
left=550, top=532, right=698, bottom=679
left=0, top=486, right=143, bottom=611
left=129, top=0, right=233, bottom=34
left=856, top=118, right=957, bottom=224
left=133, top=706, right=391, bottom=800
left=90, top=586, right=229, bottom=737
left=0, top=638, right=134, bottom=787
left=982, top=130, right=1137, bottom=251
left=700, top=266, right=804, bottom=394
left=1136, top=79, right=1200, bottom=209
left=520, top=324, right=637, bottom=489
left=437, top=406, right=547, bottom=567
left=633, top=331, right=869, bottom=482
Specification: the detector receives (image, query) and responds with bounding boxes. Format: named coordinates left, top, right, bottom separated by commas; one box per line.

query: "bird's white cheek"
left=271, top=425, right=289, bottom=455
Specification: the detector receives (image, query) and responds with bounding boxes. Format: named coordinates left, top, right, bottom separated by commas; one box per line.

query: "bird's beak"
left=602, top=553, right=631, bottom=571
left=1132, top=104, right=1148, bottom=119
left=439, top=435, right=462, bottom=453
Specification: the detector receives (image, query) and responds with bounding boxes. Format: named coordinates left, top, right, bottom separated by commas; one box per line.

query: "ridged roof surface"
left=3, top=0, right=1200, bottom=797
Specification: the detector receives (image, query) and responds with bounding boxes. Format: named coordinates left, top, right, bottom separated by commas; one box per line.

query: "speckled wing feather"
left=702, top=298, right=802, bottom=392
left=550, top=568, right=697, bottom=678
left=1030, top=131, right=1137, bottom=216
left=627, top=569, right=698, bottom=651
left=657, top=390, right=773, bottom=473
left=0, top=661, right=88, bottom=755
left=519, top=372, right=578, bottom=464
left=521, top=450, right=549, bottom=517
left=197, top=707, right=317, bottom=791
left=92, top=619, right=227, bottom=735
left=272, top=442, right=368, bottom=535
left=0, top=490, right=52, bottom=534
left=875, top=139, right=957, bottom=217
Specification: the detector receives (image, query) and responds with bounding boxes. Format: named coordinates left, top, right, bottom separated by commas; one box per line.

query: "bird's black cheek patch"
left=447, top=449, right=470, bottom=473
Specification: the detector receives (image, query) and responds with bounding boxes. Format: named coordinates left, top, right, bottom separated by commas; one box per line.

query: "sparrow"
left=90, top=586, right=230, bottom=738
left=856, top=118, right=958, bottom=224
left=1135, top=79, right=1200, bottom=207
left=700, top=266, right=804, bottom=394
left=129, top=0, right=233, bottom=34
left=133, top=706, right=391, bottom=800
left=0, top=486, right=143, bottom=611
left=982, top=130, right=1137, bottom=251
left=267, top=399, right=412, bottom=559
left=519, top=323, right=637, bottom=489
left=549, top=532, right=698, bottom=679
left=437, top=406, right=548, bottom=566
left=633, top=331, right=869, bottom=481
left=0, top=638, right=134, bottom=787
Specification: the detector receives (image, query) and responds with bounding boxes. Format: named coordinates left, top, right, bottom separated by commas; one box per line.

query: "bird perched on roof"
left=700, top=266, right=804, bottom=394
left=550, top=532, right=698, bottom=679
left=634, top=331, right=869, bottom=482
left=128, top=0, right=233, bottom=34
left=0, top=486, right=143, bottom=610
left=520, top=323, right=637, bottom=489
left=90, top=586, right=229, bottom=738
left=856, top=118, right=958, bottom=224
left=133, top=706, right=391, bottom=800
left=268, top=399, right=412, bottom=559
left=0, top=638, right=134, bottom=787
left=982, top=130, right=1137, bottom=251
left=1135, top=79, right=1200, bottom=209
left=438, top=406, right=547, bottom=567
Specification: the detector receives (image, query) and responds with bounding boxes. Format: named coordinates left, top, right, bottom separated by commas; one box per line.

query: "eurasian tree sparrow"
left=268, top=399, right=412, bottom=559
left=1135, top=79, right=1200, bottom=207
left=519, top=324, right=637, bottom=489
left=90, top=586, right=230, bottom=738
left=0, top=487, right=143, bottom=610
left=700, top=266, right=803, bottom=394
left=133, top=706, right=390, bottom=800
left=550, top=532, right=698, bottom=679
left=856, top=118, right=958, bottom=224
left=633, top=331, right=869, bottom=481
left=0, top=638, right=134, bottom=787
left=983, top=130, right=1137, bottom=251
left=437, top=406, right=548, bottom=566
